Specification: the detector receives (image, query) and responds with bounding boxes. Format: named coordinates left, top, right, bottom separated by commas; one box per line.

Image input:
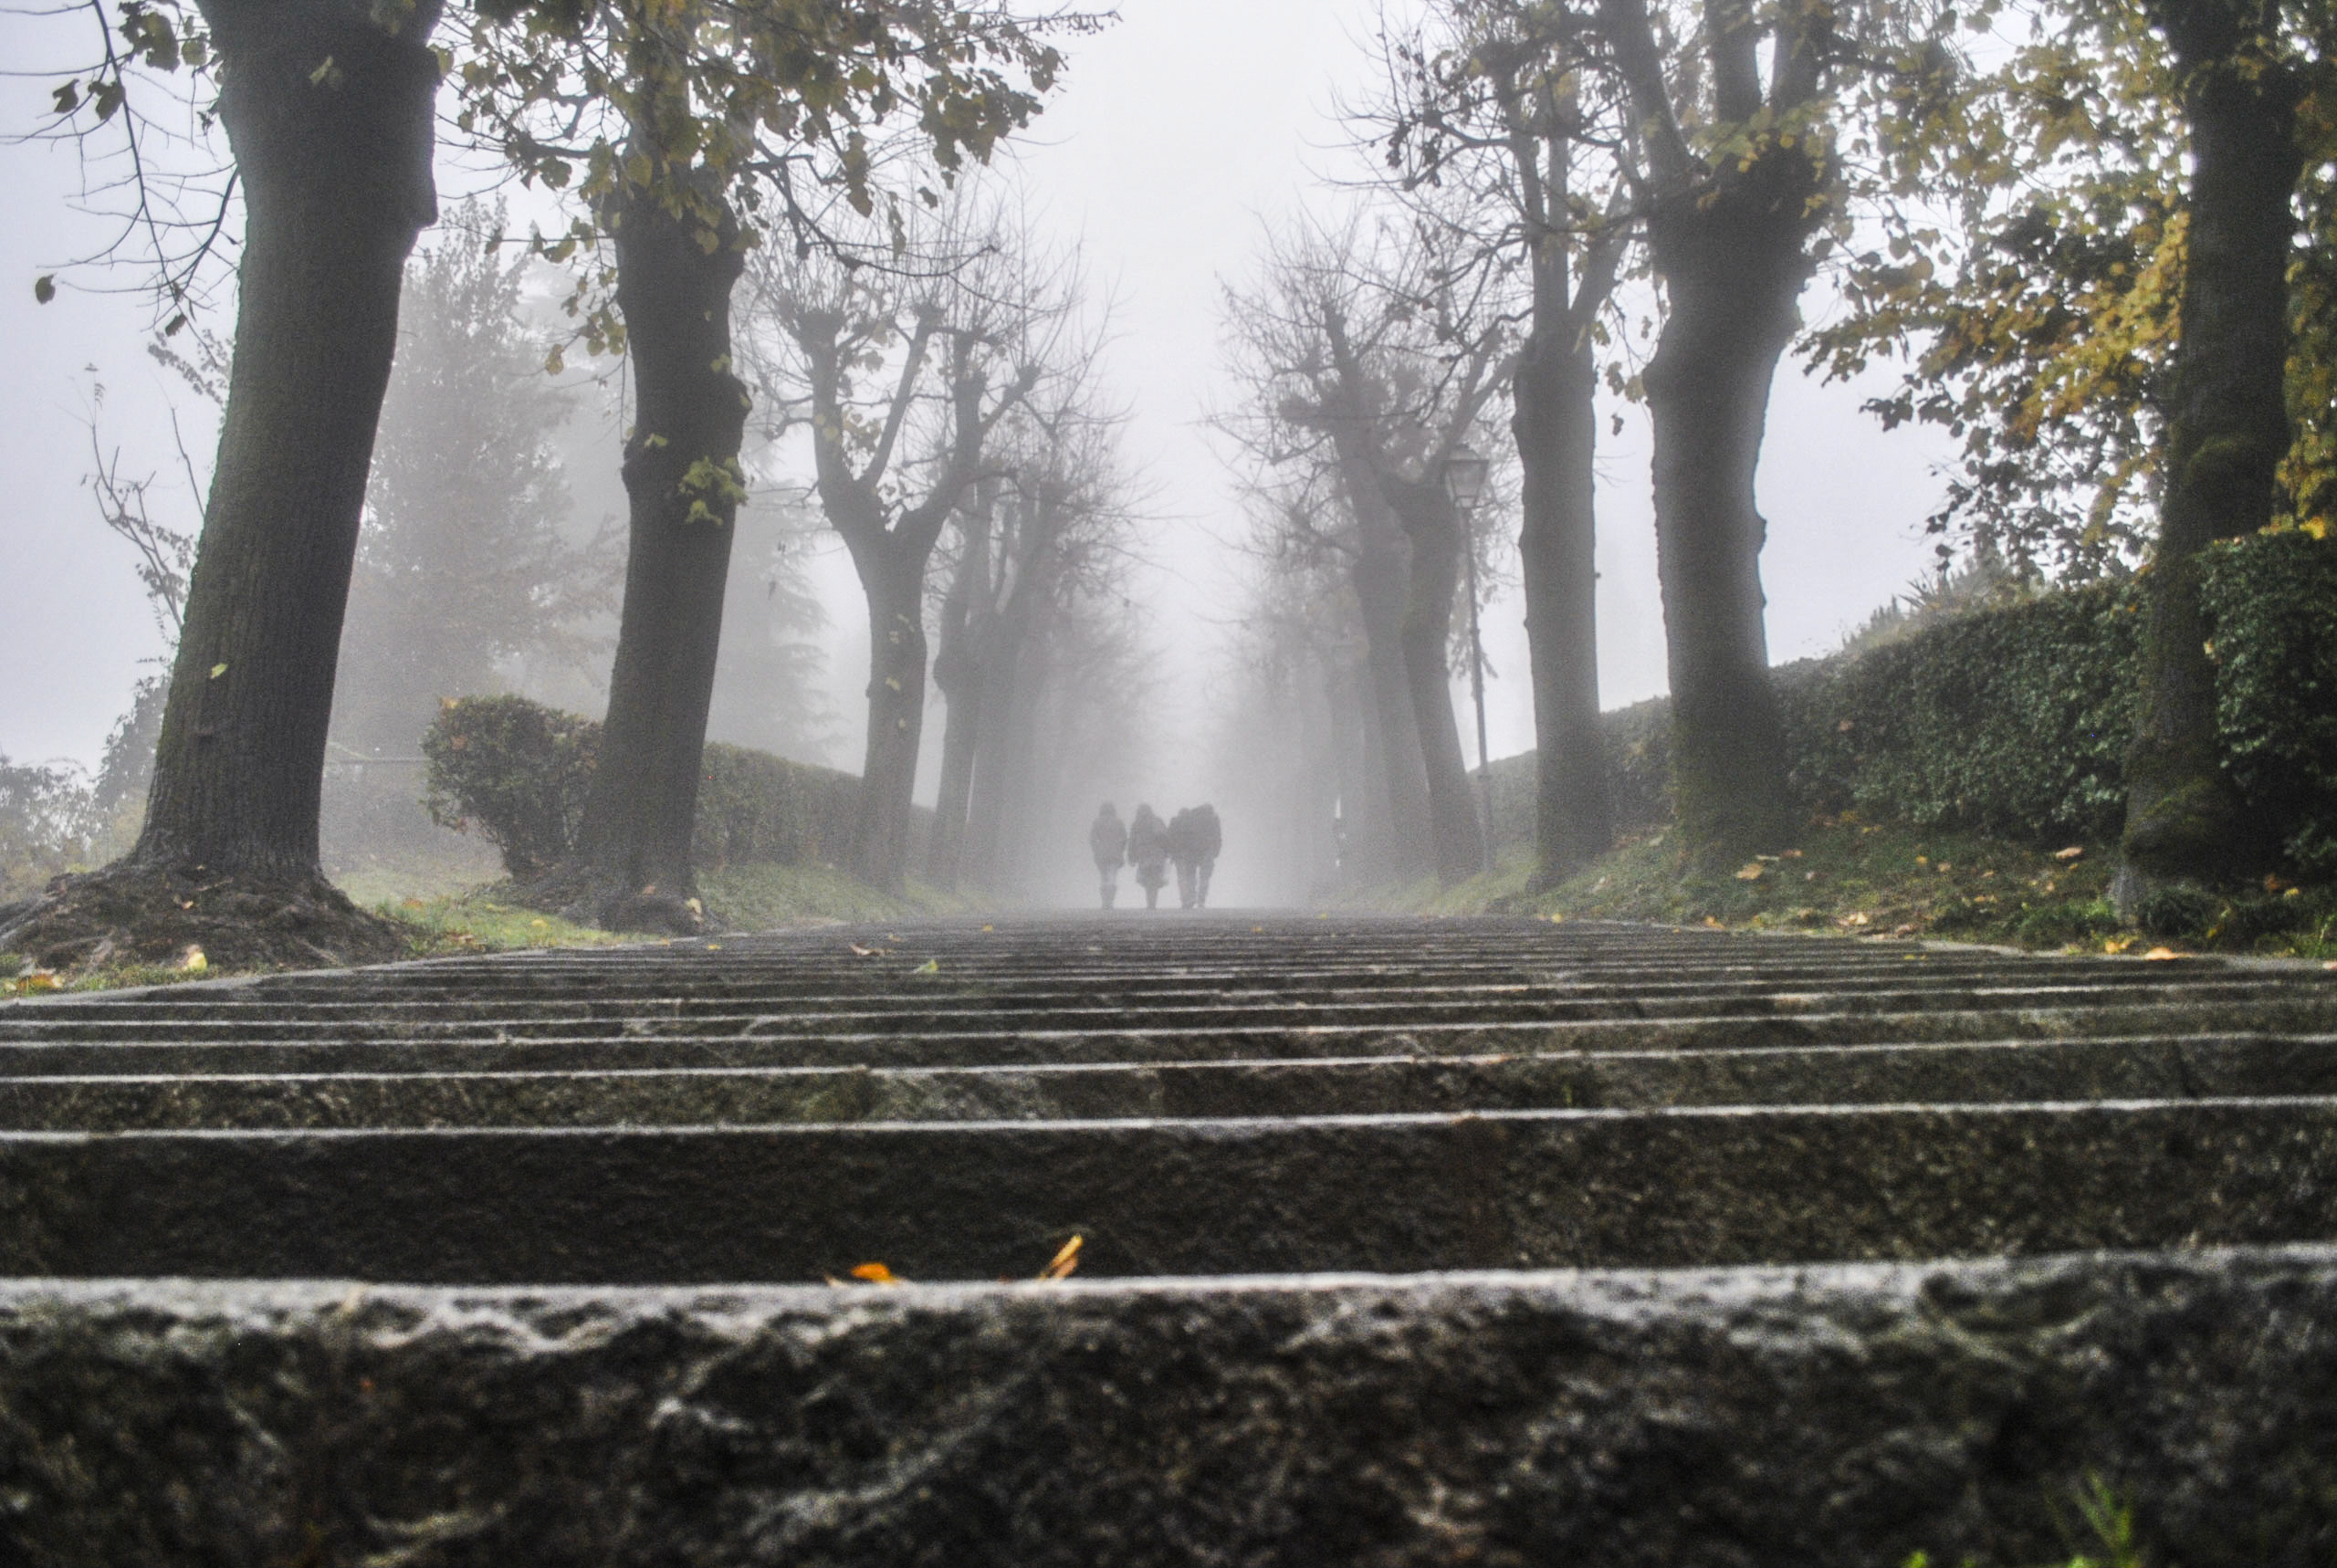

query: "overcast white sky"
left=0, top=0, right=1954, bottom=782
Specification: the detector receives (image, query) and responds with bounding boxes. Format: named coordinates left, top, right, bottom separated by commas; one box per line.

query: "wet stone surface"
left=4, top=1251, right=2337, bottom=1567
left=4, top=914, right=2337, bottom=1561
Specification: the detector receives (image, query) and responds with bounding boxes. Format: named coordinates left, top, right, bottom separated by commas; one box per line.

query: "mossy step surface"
left=5, top=1096, right=2334, bottom=1281
left=3, top=1247, right=2332, bottom=1566
left=2, top=1033, right=2332, bottom=1130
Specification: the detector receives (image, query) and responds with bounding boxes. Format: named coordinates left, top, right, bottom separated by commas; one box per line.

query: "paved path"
left=4, top=914, right=2335, bottom=1563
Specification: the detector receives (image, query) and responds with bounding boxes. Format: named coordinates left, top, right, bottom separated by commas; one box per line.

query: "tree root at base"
left=0, top=862, right=413, bottom=975
left=508, top=863, right=707, bottom=937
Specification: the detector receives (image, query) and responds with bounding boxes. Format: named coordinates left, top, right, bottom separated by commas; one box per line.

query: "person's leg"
left=1176, top=861, right=1196, bottom=908
left=1198, top=856, right=1213, bottom=906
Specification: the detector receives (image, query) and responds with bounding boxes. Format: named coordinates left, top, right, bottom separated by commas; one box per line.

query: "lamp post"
left=1441, top=443, right=1494, bottom=871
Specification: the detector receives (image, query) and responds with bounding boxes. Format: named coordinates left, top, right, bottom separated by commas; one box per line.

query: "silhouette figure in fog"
left=1169, top=804, right=1223, bottom=909
left=1168, top=809, right=1200, bottom=908
left=1088, top=801, right=1127, bottom=909
left=1127, top=803, right=1171, bottom=910
left=1191, top=803, right=1221, bottom=907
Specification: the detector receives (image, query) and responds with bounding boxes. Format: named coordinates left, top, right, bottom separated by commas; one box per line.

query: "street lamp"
left=1441, top=443, right=1495, bottom=872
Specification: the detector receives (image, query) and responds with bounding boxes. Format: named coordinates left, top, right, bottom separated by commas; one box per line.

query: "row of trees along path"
left=1221, top=0, right=2326, bottom=902
left=1, top=0, right=1070, bottom=964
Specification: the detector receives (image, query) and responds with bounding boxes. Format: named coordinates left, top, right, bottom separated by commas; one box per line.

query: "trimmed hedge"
left=1487, top=529, right=2337, bottom=872
left=424, top=697, right=598, bottom=879
left=424, top=696, right=887, bottom=879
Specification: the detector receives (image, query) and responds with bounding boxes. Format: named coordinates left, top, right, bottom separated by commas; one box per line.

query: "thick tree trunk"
left=1641, top=178, right=1812, bottom=864
left=140, top=0, right=443, bottom=882
left=1514, top=313, right=1612, bottom=883
left=0, top=0, right=443, bottom=970
left=1383, top=475, right=1486, bottom=884
left=992, top=633, right=1053, bottom=900
left=926, top=653, right=983, bottom=888
left=1350, top=517, right=1437, bottom=881
left=551, top=181, right=749, bottom=932
left=962, top=592, right=1042, bottom=893
left=2120, top=0, right=2302, bottom=894
left=1296, top=658, right=1343, bottom=897
left=1325, top=655, right=1384, bottom=885
left=926, top=508, right=992, bottom=888
left=847, top=542, right=929, bottom=895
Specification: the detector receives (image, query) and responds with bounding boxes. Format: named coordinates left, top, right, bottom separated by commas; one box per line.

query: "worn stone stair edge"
left=7, top=1090, right=2328, bottom=1138
left=12, top=1098, right=2334, bottom=1281
left=4, top=1245, right=2333, bottom=1567
left=11, top=914, right=2330, bottom=1009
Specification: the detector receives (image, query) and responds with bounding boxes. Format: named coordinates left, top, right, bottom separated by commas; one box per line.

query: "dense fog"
left=0, top=0, right=1962, bottom=913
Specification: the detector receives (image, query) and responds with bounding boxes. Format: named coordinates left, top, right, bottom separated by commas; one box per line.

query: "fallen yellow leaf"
left=179, top=946, right=207, bottom=974
left=1734, top=862, right=1765, bottom=881
left=2054, top=846, right=2085, bottom=861
left=1038, top=1235, right=1083, bottom=1281
left=2142, top=946, right=2179, bottom=960
left=850, top=1262, right=901, bottom=1285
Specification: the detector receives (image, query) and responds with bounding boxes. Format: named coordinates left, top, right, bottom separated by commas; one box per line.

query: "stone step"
left=7, top=1096, right=2334, bottom=1282
left=8, top=914, right=2337, bottom=1560
left=4, top=1033, right=2332, bottom=1130
left=5, top=1249, right=2330, bottom=1566
left=6, top=1000, right=2333, bottom=1077
left=5, top=976, right=2324, bottom=1044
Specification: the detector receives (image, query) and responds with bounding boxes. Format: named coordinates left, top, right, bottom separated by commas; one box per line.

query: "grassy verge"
left=1349, top=816, right=2337, bottom=960
left=1, top=861, right=986, bottom=998
left=698, top=861, right=982, bottom=930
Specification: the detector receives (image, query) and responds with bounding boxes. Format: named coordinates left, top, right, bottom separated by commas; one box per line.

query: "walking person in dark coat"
left=1190, top=803, right=1222, bottom=907
left=1168, top=808, right=1201, bottom=909
left=1088, top=801, right=1127, bottom=909
left=1127, top=803, right=1171, bottom=910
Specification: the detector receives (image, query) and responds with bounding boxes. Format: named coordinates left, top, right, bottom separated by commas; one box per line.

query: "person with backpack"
left=1127, top=803, right=1171, bottom=910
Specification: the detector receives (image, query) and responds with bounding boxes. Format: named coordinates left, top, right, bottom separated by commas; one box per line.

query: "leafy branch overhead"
left=1812, top=0, right=2337, bottom=577
left=451, top=0, right=1097, bottom=355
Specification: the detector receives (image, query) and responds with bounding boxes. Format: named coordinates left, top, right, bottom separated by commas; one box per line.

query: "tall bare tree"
left=1375, top=0, right=1637, bottom=884
left=747, top=198, right=1068, bottom=893
left=950, top=395, right=1137, bottom=893
left=1223, top=216, right=1513, bottom=886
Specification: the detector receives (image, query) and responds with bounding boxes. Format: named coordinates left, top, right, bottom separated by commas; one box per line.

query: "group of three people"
left=1088, top=801, right=1221, bottom=910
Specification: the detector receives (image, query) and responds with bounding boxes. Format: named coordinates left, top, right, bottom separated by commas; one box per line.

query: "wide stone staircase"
left=3, top=915, right=2335, bottom=1563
